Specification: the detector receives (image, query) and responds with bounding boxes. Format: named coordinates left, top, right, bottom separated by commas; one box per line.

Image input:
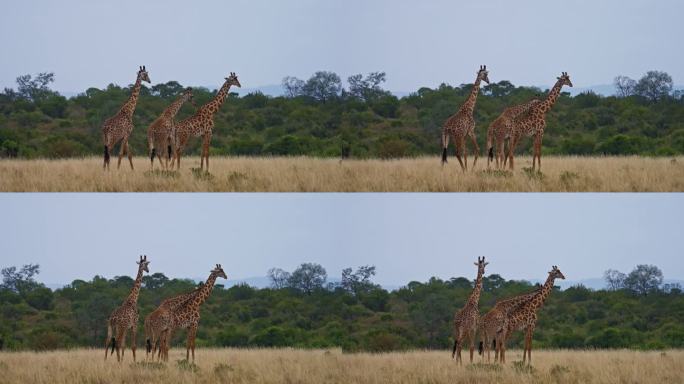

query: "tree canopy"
left=1, top=262, right=682, bottom=352
left=1, top=70, right=683, bottom=159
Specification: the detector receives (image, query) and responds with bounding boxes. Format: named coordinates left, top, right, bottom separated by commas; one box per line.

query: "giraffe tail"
left=441, top=133, right=448, bottom=165
left=146, top=338, right=152, bottom=354
left=478, top=341, right=484, bottom=355
left=451, top=339, right=458, bottom=358
left=104, top=145, right=110, bottom=163
left=110, top=337, right=116, bottom=354
left=150, top=147, right=156, bottom=162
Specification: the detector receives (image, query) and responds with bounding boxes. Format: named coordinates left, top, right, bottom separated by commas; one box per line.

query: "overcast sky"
left=1, top=194, right=681, bottom=286
left=0, top=0, right=681, bottom=93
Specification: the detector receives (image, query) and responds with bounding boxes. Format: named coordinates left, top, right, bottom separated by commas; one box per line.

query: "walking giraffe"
left=104, top=255, right=150, bottom=362
left=478, top=286, right=542, bottom=362
left=144, top=283, right=203, bottom=361
left=507, top=72, right=573, bottom=170
left=451, top=256, right=488, bottom=364
left=485, top=98, right=541, bottom=169
left=159, top=264, right=227, bottom=362
left=173, top=73, right=241, bottom=171
left=441, top=65, right=489, bottom=170
left=496, top=266, right=566, bottom=365
left=147, top=88, right=195, bottom=170
left=102, top=66, right=151, bottom=170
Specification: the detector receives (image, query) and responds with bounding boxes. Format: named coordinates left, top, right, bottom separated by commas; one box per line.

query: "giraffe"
left=507, top=72, right=573, bottom=171
left=478, top=286, right=542, bottom=363
left=102, top=66, right=151, bottom=170
left=451, top=256, right=488, bottom=364
left=104, top=255, right=150, bottom=362
left=485, top=98, right=541, bottom=169
left=159, top=264, right=227, bottom=362
left=173, top=73, right=241, bottom=171
left=441, top=65, right=489, bottom=171
left=496, top=266, right=566, bottom=365
left=147, top=88, right=195, bottom=170
left=144, top=283, right=203, bottom=361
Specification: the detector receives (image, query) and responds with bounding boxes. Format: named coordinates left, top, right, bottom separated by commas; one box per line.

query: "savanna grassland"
left=0, top=155, right=682, bottom=192
left=0, top=348, right=681, bottom=384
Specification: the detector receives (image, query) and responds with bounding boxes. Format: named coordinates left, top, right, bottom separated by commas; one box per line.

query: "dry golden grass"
left=0, top=155, right=682, bottom=192
left=0, top=348, right=681, bottom=384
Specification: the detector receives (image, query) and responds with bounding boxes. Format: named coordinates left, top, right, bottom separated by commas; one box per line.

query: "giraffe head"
left=182, top=87, right=196, bottom=106
left=138, top=66, right=151, bottom=84
left=473, top=256, right=489, bottom=275
left=557, top=72, right=572, bottom=88
left=548, top=265, right=565, bottom=280
left=225, top=72, right=241, bottom=88
left=137, top=254, right=150, bottom=273
left=211, top=264, right=228, bottom=279
left=477, top=65, right=490, bottom=85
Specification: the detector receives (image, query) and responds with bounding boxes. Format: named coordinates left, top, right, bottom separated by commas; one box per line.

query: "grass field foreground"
left=0, top=348, right=681, bottom=384
left=0, top=155, right=683, bottom=192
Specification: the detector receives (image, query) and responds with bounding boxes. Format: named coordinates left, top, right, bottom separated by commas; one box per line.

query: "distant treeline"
left=0, top=70, right=683, bottom=159
left=1, top=263, right=682, bottom=352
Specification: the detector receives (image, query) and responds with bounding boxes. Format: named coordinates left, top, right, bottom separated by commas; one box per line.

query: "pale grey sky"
left=0, top=194, right=681, bottom=286
left=0, top=0, right=681, bottom=93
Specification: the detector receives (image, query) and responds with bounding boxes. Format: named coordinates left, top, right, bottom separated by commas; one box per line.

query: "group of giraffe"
left=104, top=255, right=227, bottom=363
left=451, top=256, right=565, bottom=365
left=441, top=65, right=573, bottom=171
left=101, top=66, right=241, bottom=171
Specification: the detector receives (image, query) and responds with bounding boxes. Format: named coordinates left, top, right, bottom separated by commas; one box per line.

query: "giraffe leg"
left=205, top=133, right=212, bottom=171
left=120, top=328, right=128, bottom=361
left=498, top=140, right=505, bottom=170
left=186, top=326, right=197, bottom=362
left=507, top=135, right=519, bottom=170
left=441, top=132, right=449, bottom=165
left=117, top=140, right=126, bottom=170
left=114, top=327, right=125, bottom=362
left=103, top=143, right=111, bottom=170
left=104, top=323, right=113, bottom=361
left=469, top=132, right=479, bottom=170
left=454, top=135, right=465, bottom=171
left=131, top=327, right=137, bottom=362
left=455, top=333, right=463, bottom=365
left=175, top=138, right=187, bottom=171
left=125, top=141, right=134, bottom=170
left=155, top=330, right=164, bottom=362
left=462, top=136, right=468, bottom=171
left=468, top=332, right=475, bottom=363
left=527, top=326, right=535, bottom=365
left=535, top=134, right=544, bottom=172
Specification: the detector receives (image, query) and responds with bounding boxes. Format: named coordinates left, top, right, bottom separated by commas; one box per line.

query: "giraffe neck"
left=528, top=274, right=558, bottom=311
left=189, top=273, right=218, bottom=309
left=203, top=81, right=233, bottom=115
left=467, top=268, right=484, bottom=306
left=537, top=79, right=565, bottom=114
left=121, top=76, right=143, bottom=118
left=460, top=77, right=482, bottom=114
left=163, top=93, right=191, bottom=119
left=125, top=266, right=145, bottom=305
